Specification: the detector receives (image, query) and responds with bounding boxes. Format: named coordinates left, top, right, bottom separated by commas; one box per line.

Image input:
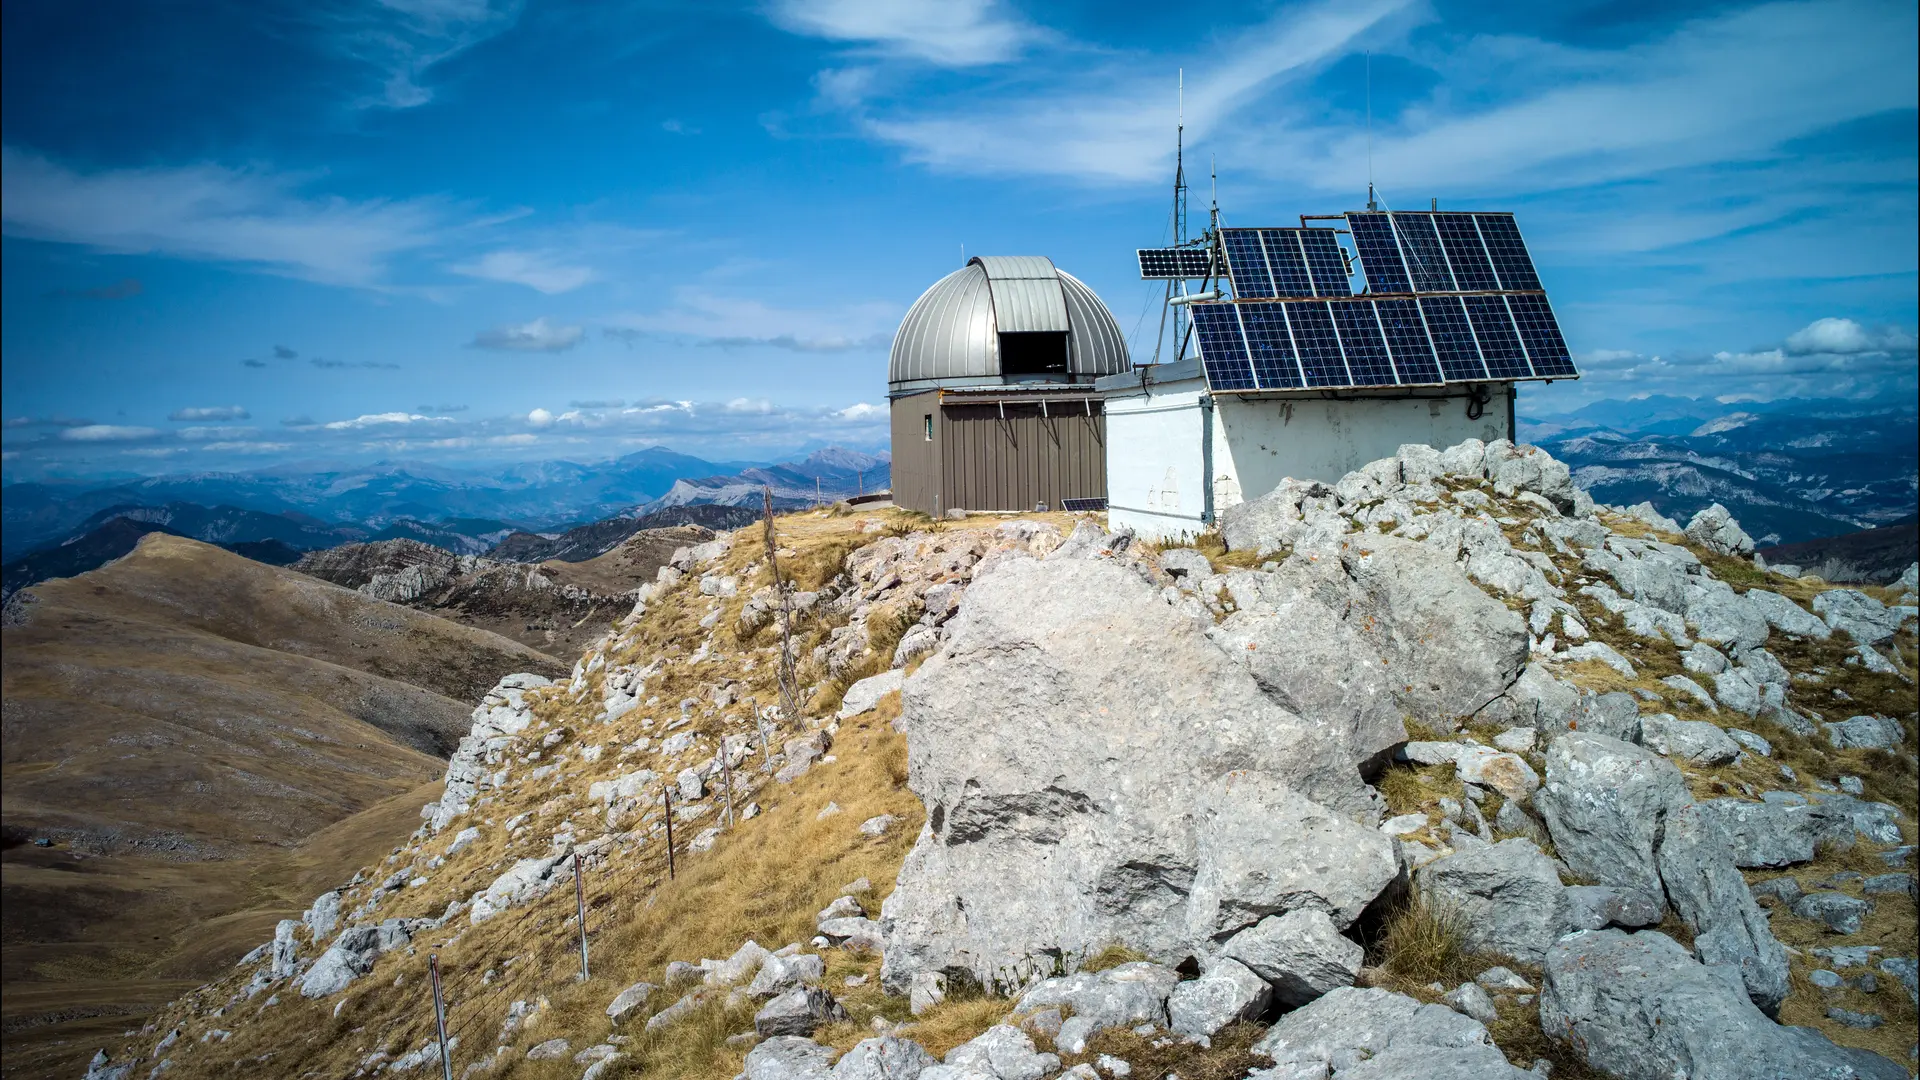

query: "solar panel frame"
left=1137, top=247, right=1217, bottom=280
left=1374, top=299, right=1443, bottom=385
left=1346, top=213, right=1413, bottom=294
left=1435, top=213, right=1499, bottom=291
left=1328, top=300, right=1397, bottom=385
left=1506, top=294, right=1576, bottom=377
left=1393, top=214, right=1456, bottom=292
left=1283, top=302, right=1353, bottom=387
left=1418, top=296, right=1489, bottom=380
left=1061, top=496, right=1108, bottom=512
left=1238, top=302, right=1305, bottom=389
left=1299, top=230, right=1351, bottom=297
left=1258, top=230, right=1316, bottom=297
left=1463, top=295, right=1534, bottom=379
left=1221, top=229, right=1276, bottom=299
left=1472, top=214, right=1543, bottom=292
left=1191, top=304, right=1258, bottom=390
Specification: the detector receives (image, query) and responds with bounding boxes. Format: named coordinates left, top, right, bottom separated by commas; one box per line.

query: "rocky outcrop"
left=1415, top=839, right=1571, bottom=964
left=1251, top=986, right=1532, bottom=1078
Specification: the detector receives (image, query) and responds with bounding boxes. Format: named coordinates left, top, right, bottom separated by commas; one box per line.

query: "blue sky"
left=3, top=0, right=1915, bottom=479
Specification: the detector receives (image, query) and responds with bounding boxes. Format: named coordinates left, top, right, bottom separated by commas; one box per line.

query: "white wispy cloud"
left=1784, top=317, right=1917, bottom=356
left=471, top=317, right=585, bottom=352
left=331, top=0, right=525, bottom=110
left=0, top=147, right=448, bottom=287
left=60, top=424, right=162, bottom=442
left=451, top=249, right=595, bottom=293
left=168, top=406, right=251, bottom=421
left=322, top=412, right=456, bottom=430
left=179, top=425, right=262, bottom=440
left=605, top=289, right=897, bottom=352
left=767, top=0, right=1037, bottom=66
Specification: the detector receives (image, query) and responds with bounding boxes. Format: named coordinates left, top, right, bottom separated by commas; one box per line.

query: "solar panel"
left=1258, top=230, right=1315, bottom=297
left=1137, top=247, right=1217, bottom=279
left=1221, top=229, right=1276, bottom=299
left=1472, top=214, right=1542, bottom=291
left=1393, top=214, right=1456, bottom=292
left=1283, top=302, right=1351, bottom=387
left=1061, top=497, right=1107, bottom=512
left=1464, top=295, right=1533, bottom=379
left=1299, top=230, right=1351, bottom=297
left=1435, top=213, right=1499, bottom=291
left=1329, top=299, right=1396, bottom=385
left=1507, top=294, right=1576, bottom=376
left=1191, top=303, right=1257, bottom=390
left=1375, top=298, right=1443, bottom=384
left=1238, top=302, right=1303, bottom=389
left=1347, top=213, right=1411, bottom=294
left=1418, top=296, right=1489, bottom=380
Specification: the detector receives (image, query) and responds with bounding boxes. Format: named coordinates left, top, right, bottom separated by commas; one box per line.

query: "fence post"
left=430, top=953, right=453, bottom=1080
left=663, top=787, right=677, bottom=880
left=762, top=487, right=800, bottom=724
left=574, top=850, right=589, bottom=982
left=720, top=747, right=736, bottom=828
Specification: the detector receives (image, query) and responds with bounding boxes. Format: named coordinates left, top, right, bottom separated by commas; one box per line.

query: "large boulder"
left=1415, top=839, right=1572, bottom=964
left=1218, top=478, right=1337, bottom=556
left=1811, top=590, right=1906, bottom=644
left=881, top=554, right=1397, bottom=991
left=1221, top=909, right=1364, bottom=1006
left=746, top=1037, right=839, bottom=1080
left=1684, top=503, right=1755, bottom=557
left=1532, top=732, right=1691, bottom=913
left=1166, top=957, right=1271, bottom=1037
left=1692, top=798, right=1823, bottom=868
left=1250, top=986, right=1530, bottom=1078
left=1014, top=962, right=1179, bottom=1052
left=1655, top=804, right=1789, bottom=1015
left=833, top=1037, right=937, bottom=1080
left=1540, top=930, right=1905, bottom=1080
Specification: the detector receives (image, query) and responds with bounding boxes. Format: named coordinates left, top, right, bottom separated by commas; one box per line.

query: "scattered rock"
left=1532, top=732, right=1690, bottom=914
left=942, top=1025, right=1060, bottom=1080
left=1564, top=885, right=1663, bottom=931
left=1443, top=982, right=1498, bottom=1025
left=1656, top=803, right=1789, bottom=1014
left=1684, top=504, right=1755, bottom=557
left=1793, top=893, right=1870, bottom=936
left=1250, top=986, right=1530, bottom=1078
left=606, top=981, right=657, bottom=1025
left=526, top=1038, right=571, bottom=1060
left=1415, top=839, right=1572, bottom=964
left=746, top=1035, right=839, bottom=1080
left=755, top=986, right=849, bottom=1037
left=1167, top=957, right=1271, bottom=1037
left=833, top=1036, right=938, bottom=1080
left=1222, top=909, right=1364, bottom=1007
left=839, top=671, right=905, bottom=719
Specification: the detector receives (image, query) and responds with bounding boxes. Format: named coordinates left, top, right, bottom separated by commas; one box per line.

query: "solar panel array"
left=1137, top=247, right=1217, bottom=279
left=1191, top=211, right=1577, bottom=392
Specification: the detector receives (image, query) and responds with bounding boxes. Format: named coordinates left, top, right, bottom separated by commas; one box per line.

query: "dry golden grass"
left=1363, top=893, right=1482, bottom=988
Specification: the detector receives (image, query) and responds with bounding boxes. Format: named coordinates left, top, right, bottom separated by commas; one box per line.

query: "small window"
left=923, top=414, right=933, bottom=441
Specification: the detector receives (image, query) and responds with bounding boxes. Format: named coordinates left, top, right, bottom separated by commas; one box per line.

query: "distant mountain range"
left=1522, top=396, right=1917, bottom=547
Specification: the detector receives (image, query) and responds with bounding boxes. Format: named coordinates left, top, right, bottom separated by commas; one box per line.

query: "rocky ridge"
left=80, top=441, right=1916, bottom=1080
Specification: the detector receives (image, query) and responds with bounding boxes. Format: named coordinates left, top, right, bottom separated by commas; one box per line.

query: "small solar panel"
left=1507, top=294, right=1576, bottom=376
left=1435, top=213, right=1499, bottom=291
left=1464, top=295, right=1533, bottom=379
left=1472, top=214, right=1542, bottom=291
left=1137, top=247, right=1216, bottom=279
left=1061, top=497, right=1107, bottom=512
left=1347, top=213, right=1411, bottom=294
left=1258, top=230, right=1315, bottom=297
left=1394, top=214, right=1456, bottom=292
left=1239, top=302, right=1303, bottom=389
left=1418, top=296, right=1488, bottom=380
left=1329, top=300, right=1396, bottom=385
left=1191, top=304, right=1257, bottom=390
left=1375, top=298, right=1443, bottom=384
left=1221, top=229, right=1276, bottom=299
left=1299, top=230, right=1351, bottom=297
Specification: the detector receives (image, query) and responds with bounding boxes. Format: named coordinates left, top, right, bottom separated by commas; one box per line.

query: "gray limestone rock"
left=746, top=1036, right=840, bottom=1080
left=1569, top=690, right=1642, bottom=742
left=271, top=919, right=300, bottom=980
left=749, top=954, right=826, bottom=999
left=833, top=1036, right=938, bottom=1080
left=1656, top=803, right=1789, bottom=1014
left=1250, top=986, right=1526, bottom=1077
left=1685, top=579, right=1770, bottom=653
left=526, top=1038, right=570, bottom=1060
left=1015, top=962, right=1178, bottom=1036
left=755, top=986, right=848, bottom=1038
left=1476, top=664, right=1582, bottom=733
left=943, top=1025, right=1059, bottom=1080
left=1685, top=503, right=1756, bottom=557
left=1167, top=957, right=1271, bottom=1037
left=302, top=890, right=342, bottom=941
left=1493, top=800, right=1550, bottom=847
left=1879, top=957, right=1917, bottom=1004
left=1640, top=716, right=1741, bottom=766
left=1442, top=982, right=1498, bottom=1025
left=1532, top=732, right=1692, bottom=914
left=1564, top=885, right=1664, bottom=930
left=1744, top=589, right=1831, bottom=639
left=1812, top=590, right=1905, bottom=645
left=1416, top=839, right=1572, bottom=964
left=881, top=551, right=1399, bottom=990
left=606, top=981, right=657, bottom=1024
left=1682, top=642, right=1730, bottom=675
left=1793, top=893, right=1870, bottom=935
left=1692, top=798, right=1822, bottom=868
left=1824, top=715, right=1906, bottom=750
left=1219, top=478, right=1337, bottom=557
left=1222, top=909, right=1364, bottom=1007
left=839, top=670, right=905, bottom=719
left=1539, top=929, right=1905, bottom=1080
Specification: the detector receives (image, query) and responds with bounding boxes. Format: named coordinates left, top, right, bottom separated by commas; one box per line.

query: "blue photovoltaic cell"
left=1374, top=299, right=1442, bottom=384
left=1435, top=213, right=1499, bottom=291
left=1392, top=214, right=1455, bottom=292
left=1299, top=230, right=1350, bottom=297
left=1473, top=215, right=1542, bottom=291
left=1258, top=231, right=1315, bottom=297
left=1346, top=213, right=1411, bottom=294
left=1329, top=300, right=1396, bottom=385
left=1418, top=297, right=1488, bottom=380
left=1507, top=295, right=1577, bottom=376
left=1283, top=302, right=1352, bottom=387
left=1221, top=229, right=1275, bottom=299
left=1138, top=247, right=1217, bottom=279
left=1191, top=304, right=1256, bottom=390
left=1464, top=295, right=1533, bottom=379
left=1237, top=303, right=1304, bottom=388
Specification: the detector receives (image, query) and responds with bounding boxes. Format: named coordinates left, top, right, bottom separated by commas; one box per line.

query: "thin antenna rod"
left=1366, top=52, right=1376, bottom=211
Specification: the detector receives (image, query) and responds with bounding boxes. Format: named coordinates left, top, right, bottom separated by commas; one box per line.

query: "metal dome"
left=888, top=256, right=1131, bottom=392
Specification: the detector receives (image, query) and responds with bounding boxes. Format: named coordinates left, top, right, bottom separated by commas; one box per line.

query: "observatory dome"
left=888, top=256, right=1130, bottom=392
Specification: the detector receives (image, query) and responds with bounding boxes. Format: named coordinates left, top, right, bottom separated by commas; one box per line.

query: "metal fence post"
left=574, top=850, right=589, bottom=982
left=720, top=748, right=736, bottom=828
left=663, top=787, right=677, bottom=880
left=430, top=953, right=453, bottom=1080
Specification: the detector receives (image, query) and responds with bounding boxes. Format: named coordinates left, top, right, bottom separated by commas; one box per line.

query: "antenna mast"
left=1366, top=52, right=1377, bottom=211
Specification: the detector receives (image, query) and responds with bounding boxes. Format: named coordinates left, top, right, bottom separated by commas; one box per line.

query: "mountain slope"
left=0, top=536, right=567, bottom=1072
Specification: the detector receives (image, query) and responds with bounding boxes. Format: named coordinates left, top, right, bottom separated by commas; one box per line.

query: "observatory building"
left=887, top=256, right=1130, bottom=516
left=1103, top=209, right=1580, bottom=540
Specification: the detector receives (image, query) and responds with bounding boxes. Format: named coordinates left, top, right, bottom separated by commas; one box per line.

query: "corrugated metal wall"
left=889, top=392, right=941, bottom=515
left=939, top=400, right=1106, bottom=512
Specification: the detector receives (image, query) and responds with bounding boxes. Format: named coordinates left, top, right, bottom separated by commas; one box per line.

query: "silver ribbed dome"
left=888, top=256, right=1130, bottom=391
